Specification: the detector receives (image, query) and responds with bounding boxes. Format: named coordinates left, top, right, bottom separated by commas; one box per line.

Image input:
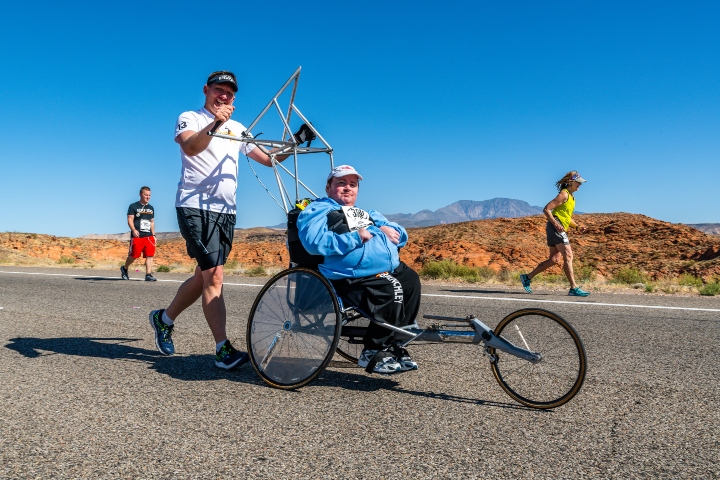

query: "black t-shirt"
left=127, top=202, right=155, bottom=238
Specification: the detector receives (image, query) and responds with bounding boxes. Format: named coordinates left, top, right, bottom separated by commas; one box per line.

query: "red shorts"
left=128, top=236, right=156, bottom=258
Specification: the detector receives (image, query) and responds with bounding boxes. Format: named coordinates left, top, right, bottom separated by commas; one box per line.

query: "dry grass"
left=419, top=260, right=717, bottom=296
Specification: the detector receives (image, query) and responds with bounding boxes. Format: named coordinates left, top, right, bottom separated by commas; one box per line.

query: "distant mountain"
left=686, top=223, right=720, bottom=236
left=384, top=198, right=544, bottom=228
left=264, top=198, right=544, bottom=229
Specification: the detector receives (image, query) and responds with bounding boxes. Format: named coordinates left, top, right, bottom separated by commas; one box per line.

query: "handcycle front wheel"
left=246, top=267, right=341, bottom=390
left=489, top=308, right=587, bottom=409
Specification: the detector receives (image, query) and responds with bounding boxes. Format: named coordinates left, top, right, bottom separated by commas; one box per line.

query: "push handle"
left=207, top=120, right=222, bottom=136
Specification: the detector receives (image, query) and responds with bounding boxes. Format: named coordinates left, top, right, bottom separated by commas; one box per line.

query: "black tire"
left=489, top=308, right=587, bottom=409
left=247, top=268, right=341, bottom=389
left=336, top=312, right=370, bottom=363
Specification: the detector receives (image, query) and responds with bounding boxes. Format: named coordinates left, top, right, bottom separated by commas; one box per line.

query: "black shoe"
left=145, top=274, right=157, bottom=282
left=149, top=309, right=174, bottom=355
left=120, top=266, right=129, bottom=280
left=215, top=341, right=249, bottom=370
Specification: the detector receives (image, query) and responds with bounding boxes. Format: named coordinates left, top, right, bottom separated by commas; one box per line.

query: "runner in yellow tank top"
left=519, top=171, right=590, bottom=297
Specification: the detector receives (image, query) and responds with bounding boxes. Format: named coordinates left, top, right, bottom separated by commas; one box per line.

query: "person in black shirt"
left=121, top=186, right=157, bottom=281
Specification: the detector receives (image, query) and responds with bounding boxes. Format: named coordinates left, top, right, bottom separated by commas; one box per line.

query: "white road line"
left=2, top=270, right=719, bottom=313
left=422, top=293, right=720, bottom=313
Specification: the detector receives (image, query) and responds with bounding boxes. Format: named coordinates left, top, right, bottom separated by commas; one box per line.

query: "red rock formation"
left=2, top=213, right=719, bottom=280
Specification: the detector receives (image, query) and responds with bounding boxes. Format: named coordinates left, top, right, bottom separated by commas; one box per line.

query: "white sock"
left=216, top=340, right=227, bottom=353
left=161, top=311, right=174, bottom=326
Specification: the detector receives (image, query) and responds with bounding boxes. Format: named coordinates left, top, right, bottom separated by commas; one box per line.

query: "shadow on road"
left=74, top=277, right=127, bottom=282
left=441, top=288, right=552, bottom=296
left=4, top=336, right=262, bottom=384
left=4, top=337, right=529, bottom=409
left=316, top=361, right=528, bottom=410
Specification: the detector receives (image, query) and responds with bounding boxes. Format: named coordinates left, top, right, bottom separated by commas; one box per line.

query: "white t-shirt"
left=174, top=107, right=256, bottom=214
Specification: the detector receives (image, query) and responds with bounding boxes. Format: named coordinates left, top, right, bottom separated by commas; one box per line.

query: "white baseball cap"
left=327, top=164, right=363, bottom=181
left=570, top=173, right=587, bottom=183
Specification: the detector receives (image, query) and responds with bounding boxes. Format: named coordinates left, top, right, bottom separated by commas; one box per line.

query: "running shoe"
left=120, top=266, right=129, bottom=280
left=568, top=287, right=590, bottom=297
left=358, top=349, right=401, bottom=374
left=215, top=341, right=249, bottom=370
left=520, top=274, right=532, bottom=293
left=396, top=347, right=418, bottom=371
left=149, top=309, right=174, bottom=355
left=145, top=274, right=157, bottom=282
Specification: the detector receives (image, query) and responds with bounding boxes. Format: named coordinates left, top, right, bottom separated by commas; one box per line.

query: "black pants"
left=332, top=262, right=421, bottom=350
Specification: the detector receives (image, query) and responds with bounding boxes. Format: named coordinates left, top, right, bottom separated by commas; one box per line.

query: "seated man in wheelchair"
left=296, top=165, right=421, bottom=374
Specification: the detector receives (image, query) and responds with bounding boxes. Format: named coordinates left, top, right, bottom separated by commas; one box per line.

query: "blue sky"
left=1, top=1, right=718, bottom=237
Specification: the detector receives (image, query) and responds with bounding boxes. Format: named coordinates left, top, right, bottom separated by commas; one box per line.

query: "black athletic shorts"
left=176, top=207, right=235, bottom=271
left=546, top=216, right=570, bottom=247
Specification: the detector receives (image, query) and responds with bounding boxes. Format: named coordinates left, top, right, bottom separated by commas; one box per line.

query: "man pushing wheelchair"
left=295, top=165, right=421, bottom=374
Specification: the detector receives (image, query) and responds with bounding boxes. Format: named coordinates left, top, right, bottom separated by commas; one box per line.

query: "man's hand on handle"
left=213, top=104, right=235, bottom=129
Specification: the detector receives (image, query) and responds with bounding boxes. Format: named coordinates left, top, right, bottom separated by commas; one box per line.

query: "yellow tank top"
left=551, top=189, right=575, bottom=229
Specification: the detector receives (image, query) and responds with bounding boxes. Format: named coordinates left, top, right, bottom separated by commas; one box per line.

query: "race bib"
left=560, top=231, right=570, bottom=245
left=140, top=219, right=151, bottom=232
left=342, top=206, right=374, bottom=232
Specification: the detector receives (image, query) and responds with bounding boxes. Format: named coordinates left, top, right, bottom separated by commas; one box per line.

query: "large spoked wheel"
left=247, top=267, right=341, bottom=390
left=489, top=308, right=587, bottom=409
left=336, top=312, right=370, bottom=363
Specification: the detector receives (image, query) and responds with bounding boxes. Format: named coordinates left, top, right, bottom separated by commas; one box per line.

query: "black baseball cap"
left=207, top=73, right=238, bottom=92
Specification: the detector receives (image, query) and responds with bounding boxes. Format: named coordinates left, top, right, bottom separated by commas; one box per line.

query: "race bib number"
left=342, top=206, right=374, bottom=232
left=560, top=231, right=570, bottom=245
left=140, top=219, right=152, bottom=232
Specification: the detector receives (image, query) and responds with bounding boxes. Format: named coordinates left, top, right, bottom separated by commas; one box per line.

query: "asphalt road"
left=1, top=266, right=718, bottom=479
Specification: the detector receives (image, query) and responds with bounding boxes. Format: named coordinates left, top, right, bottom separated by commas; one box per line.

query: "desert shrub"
left=534, top=273, right=566, bottom=285
left=156, top=265, right=171, bottom=273
left=497, top=267, right=513, bottom=282
left=420, top=260, right=495, bottom=282
left=644, top=283, right=656, bottom=293
left=678, top=274, right=702, bottom=287
left=575, top=265, right=597, bottom=283
left=225, top=259, right=240, bottom=270
left=245, top=266, right=267, bottom=277
left=57, top=256, right=75, bottom=264
left=507, top=270, right=522, bottom=283
left=699, top=282, right=720, bottom=296
left=611, top=267, right=649, bottom=285
left=419, top=260, right=453, bottom=279
left=420, top=260, right=471, bottom=280
left=476, top=266, right=496, bottom=282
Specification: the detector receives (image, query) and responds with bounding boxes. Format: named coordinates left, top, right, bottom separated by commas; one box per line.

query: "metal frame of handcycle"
left=247, top=266, right=586, bottom=409
left=208, top=66, right=334, bottom=214
left=209, top=67, right=587, bottom=409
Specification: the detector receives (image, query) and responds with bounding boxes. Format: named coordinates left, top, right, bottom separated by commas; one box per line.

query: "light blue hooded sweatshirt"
left=296, top=197, right=408, bottom=280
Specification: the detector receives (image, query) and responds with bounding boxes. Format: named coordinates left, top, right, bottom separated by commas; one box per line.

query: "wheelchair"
left=246, top=265, right=588, bottom=409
